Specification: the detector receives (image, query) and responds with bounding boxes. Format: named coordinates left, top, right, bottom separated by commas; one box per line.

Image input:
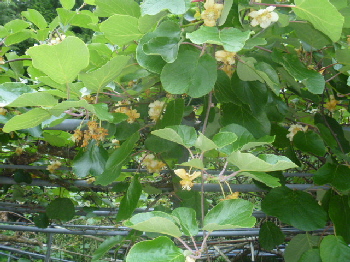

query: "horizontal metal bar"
left=44, top=119, right=88, bottom=131
left=0, top=224, right=332, bottom=237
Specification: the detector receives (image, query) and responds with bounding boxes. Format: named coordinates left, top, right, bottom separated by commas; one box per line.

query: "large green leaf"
left=227, top=151, right=297, bottom=172
left=116, top=175, right=142, bottom=221
left=212, top=132, right=238, bottom=148
left=299, top=249, right=321, bottom=262
left=293, top=131, right=326, bottom=156
left=320, top=235, right=350, bottom=262
left=186, top=26, right=251, bottom=52
left=27, top=36, right=89, bottom=84
left=7, top=92, right=58, bottom=107
left=195, top=132, right=217, bottom=152
left=92, top=236, right=124, bottom=262
left=3, top=108, right=51, bottom=133
left=284, top=234, right=320, bottom=262
left=293, top=0, right=344, bottom=42
left=141, top=0, right=191, bottom=15
left=241, top=172, right=281, bottom=188
left=259, top=221, right=285, bottom=250
left=329, top=195, right=350, bottom=244
left=4, top=30, right=32, bottom=46
left=126, top=236, right=185, bottom=262
left=96, top=132, right=139, bottom=185
left=314, top=163, right=350, bottom=191
left=272, top=50, right=325, bottom=94
left=203, top=199, right=256, bottom=231
left=0, top=82, right=33, bottom=106
left=124, top=211, right=182, bottom=237
left=160, top=48, right=217, bottom=98
left=72, top=141, right=108, bottom=178
left=95, top=0, right=141, bottom=17
left=172, top=207, right=199, bottom=236
left=4, top=19, right=30, bottom=33
left=79, top=55, right=130, bottom=93
left=46, top=198, right=75, bottom=221
left=262, top=187, right=327, bottom=231
left=151, top=125, right=197, bottom=148
left=138, top=11, right=167, bottom=33
left=100, top=14, right=143, bottom=46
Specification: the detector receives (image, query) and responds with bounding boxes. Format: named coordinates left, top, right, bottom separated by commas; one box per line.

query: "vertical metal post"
left=45, top=233, right=54, bottom=262
left=7, top=252, right=11, bottom=262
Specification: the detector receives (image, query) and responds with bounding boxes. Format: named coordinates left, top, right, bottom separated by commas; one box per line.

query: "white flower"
left=148, top=100, right=165, bottom=122
left=286, top=124, right=308, bottom=141
left=248, top=6, right=279, bottom=28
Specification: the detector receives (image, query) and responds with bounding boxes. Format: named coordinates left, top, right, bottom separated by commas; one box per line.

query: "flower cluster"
left=201, top=0, right=224, bottom=27
left=215, top=50, right=237, bottom=76
left=286, top=124, right=308, bottom=141
left=221, top=192, right=239, bottom=201
left=325, top=95, right=339, bottom=112
left=47, top=160, right=62, bottom=173
left=15, top=147, right=24, bottom=156
left=48, top=34, right=66, bottom=45
left=148, top=100, right=165, bottom=122
left=141, top=154, right=166, bottom=173
left=72, top=121, right=109, bottom=147
left=115, top=100, right=140, bottom=123
left=174, top=169, right=201, bottom=190
left=248, top=6, right=279, bottom=28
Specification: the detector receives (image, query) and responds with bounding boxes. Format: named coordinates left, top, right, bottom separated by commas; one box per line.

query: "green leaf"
left=49, top=100, right=96, bottom=117
left=299, top=249, right=321, bottom=262
left=195, top=132, right=217, bottom=152
left=0, top=82, right=33, bottom=106
left=14, top=171, right=32, bottom=184
left=293, top=0, right=344, bottom=42
left=320, top=235, right=350, bottom=262
left=172, top=207, right=198, bottom=237
left=46, top=198, right=75, bottom=221
left=27, top=36, right=89, bottom=84
left=212, top=132, right=238, bottom=148
left=262, top=187, right=327, bottom=231
left=95, top=0, right=141, bottom=18
left=293, top=131, right=326, bottom=156
left=138, top=11, right=167, bottom=33
left=33, top=213, right=49, bottom=228
left=4, top=19, right=31, bottom=33
left=159, top=98, right=184, bottom=128
left=60, top=0, right=75, bottom=9
left=43, top=130, right=73, bottom=147
left=284, top=234, right=320, bottom=262
left=241, top=172, right=281, bottom=188
left=161, top=49, right=217, bottom=98
left=3, top=108, right=51, bottom=133
left=22, top=9, right=47, bottom=29
left=259, top=221, right=285, bottom=250
left=79, top=55, right=130, bottom=93
left=186, top=26, right=251, bottom=52
left=97, top=132, right=139, bottom=185
left=73, top=141, right=108, bottom=178
left=290, top=22, right=332, bottom=50
left=100, top=15, right=143, bottom=46
left=227, top=151, right=298, bottom=172
left=92, top=236, right=124, bottom=262
left=314, top=163, right=350, bottom=191
left=179, top=158, right=204, bottom=170
left=7, top=92, right=58, bottom=107
left=124, top=211, right=182, bottom=237
left=329, top=195, right=350, bottom=244
left=151, top=125, right=197, bottom=148
left=272, top=50, right=325, bottom=94
left=116, top=175, right=143, bottom=221
left=203, top=199, right=256, bottom=231
left=126, top=236, right=185, bottom=262
left=141, top=0, right=191, bottom=15
left=4, top=30, right=32, bottom=46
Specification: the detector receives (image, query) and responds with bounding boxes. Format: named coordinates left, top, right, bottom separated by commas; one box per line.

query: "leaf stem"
left=249, top=0, right=296, bottom=8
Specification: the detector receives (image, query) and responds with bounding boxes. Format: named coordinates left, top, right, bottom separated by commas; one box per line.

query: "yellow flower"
left=141, top=154, right=166, bottom=173
left=47, top=160, right=62, bottom=173
left=286, top=124, right=308, bottom=141
left=125, top=109, right=140, bottom=123
left=149, top=100, right=165, bottom=122
left=0, top=107, right=7, bottom=116
left=248, top=6, right=279, bottom=28
left=221, top=192, right=239, bottom=201
left=325, top=96, right=339, bottom=112
left=15, top=147, right=24, bottom=156
left=215, top=50, right=236, bottom=65
left=86, top=177, right=96, bottom=184
left=201, top=0, right=224, bottom=27
left=115, top=100, right=131, bottom=114
left=174, top=169, right=201, bottom=190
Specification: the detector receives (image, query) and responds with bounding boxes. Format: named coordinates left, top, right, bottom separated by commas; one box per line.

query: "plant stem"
left=250, top=0, right=296, bottom=7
